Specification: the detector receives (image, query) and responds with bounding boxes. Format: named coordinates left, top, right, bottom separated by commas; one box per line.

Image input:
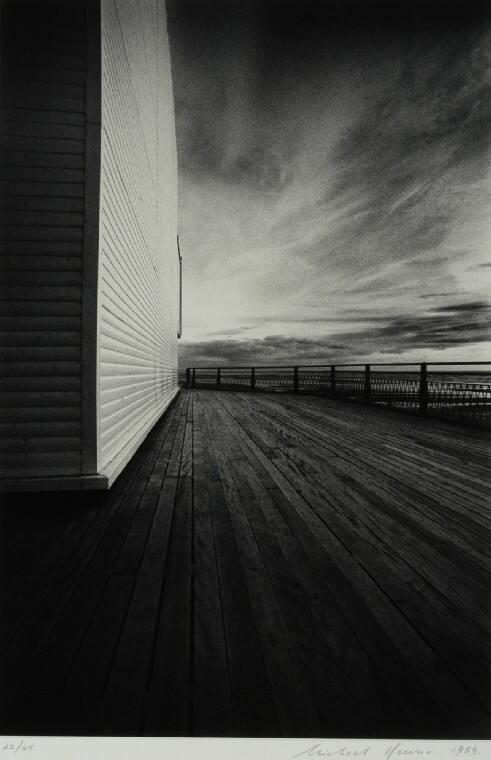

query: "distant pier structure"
left=1, top=0, right=180, bottom=490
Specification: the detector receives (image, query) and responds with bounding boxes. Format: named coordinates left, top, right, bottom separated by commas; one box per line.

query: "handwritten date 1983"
left=451, top=749, right=479, bottom=756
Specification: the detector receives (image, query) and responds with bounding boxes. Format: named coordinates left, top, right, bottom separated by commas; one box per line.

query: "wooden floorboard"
left=0, top=389, right=490, bottom=738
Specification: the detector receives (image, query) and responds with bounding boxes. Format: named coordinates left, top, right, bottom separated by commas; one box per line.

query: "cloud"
left=169, top=2, right=491, bottom=364
left=418, top=292, right=461, bottom=299
left=430, top=300, right=490, bottom=312
left=179, top=299, right=491, bottom=367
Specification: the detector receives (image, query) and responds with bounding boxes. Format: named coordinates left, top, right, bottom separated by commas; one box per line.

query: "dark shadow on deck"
left=1, top=390, right=490, bottom=738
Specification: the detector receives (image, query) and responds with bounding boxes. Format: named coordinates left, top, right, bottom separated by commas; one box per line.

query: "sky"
left=167, top=0, right=491, bottom=368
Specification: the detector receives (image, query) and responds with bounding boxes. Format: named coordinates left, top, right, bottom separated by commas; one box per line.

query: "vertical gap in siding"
left=81, top=0, right=102, bottom=474
left=155, top=1, right=160, bottom=389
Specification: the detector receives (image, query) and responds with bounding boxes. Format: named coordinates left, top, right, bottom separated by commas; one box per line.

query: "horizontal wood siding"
left=0, top=0, right=87, bottom=479
left=99, top=0, right=179, bottom=482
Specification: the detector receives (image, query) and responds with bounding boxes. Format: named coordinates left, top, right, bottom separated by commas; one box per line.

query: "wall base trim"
left=0, top=474, right=109, bottom=493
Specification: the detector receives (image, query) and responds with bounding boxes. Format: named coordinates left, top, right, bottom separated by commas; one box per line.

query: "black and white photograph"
left=0, top=0, right=490, bottom=751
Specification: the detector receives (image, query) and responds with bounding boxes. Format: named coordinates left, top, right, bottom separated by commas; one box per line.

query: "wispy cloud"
left=418, top=292, right=461, bottom=299
left=168, top=1, right=491, bottom=364
left=180, top=300, right=491, bottom=367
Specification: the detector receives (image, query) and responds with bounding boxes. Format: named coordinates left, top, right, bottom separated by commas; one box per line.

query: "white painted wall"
left=0, top=0, right=86, bottom=484
left=99, top=0, right=179, bottom=484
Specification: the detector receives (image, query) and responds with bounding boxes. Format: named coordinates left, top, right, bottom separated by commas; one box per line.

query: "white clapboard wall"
left=0, top=0, right=87, bottom=480
left=98, top=0, right=179, bottom=484
left=0, top=0, right=179, bottom=489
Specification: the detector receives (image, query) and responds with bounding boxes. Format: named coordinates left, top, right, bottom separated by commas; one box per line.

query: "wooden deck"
left=1, top=389, right=490, bottom=738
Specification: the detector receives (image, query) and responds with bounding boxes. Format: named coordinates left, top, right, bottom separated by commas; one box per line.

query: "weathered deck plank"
left=0, top=389, right=489, bottom=738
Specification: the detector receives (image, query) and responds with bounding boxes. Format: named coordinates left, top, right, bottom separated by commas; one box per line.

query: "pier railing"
left=184, top=362, right=491, bottom=425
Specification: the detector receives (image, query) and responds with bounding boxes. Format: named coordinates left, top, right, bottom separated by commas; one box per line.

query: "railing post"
left=419, top=362, right=428, bottom=416
left=186, top=368, right=190, bottom=388
left=192, top=368, right=196, bottom=388
left=293, top=366, right=299, bottom=393
left=364, top=364, right=371, bottom=403
left=330, top=365, right=336, bottom=397
left=251, top=367, right=256, bottom=392
left=216, top=367, right=221, bottom=389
